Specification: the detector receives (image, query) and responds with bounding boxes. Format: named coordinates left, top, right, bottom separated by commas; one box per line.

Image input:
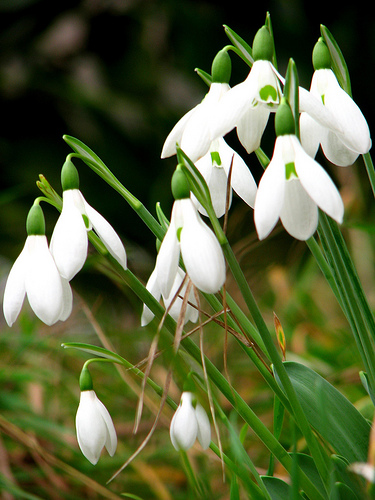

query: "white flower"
left=161, top=82, right=230, bottom=163
left=300, top=68, right=371, bottom=166
left=50, top=189, right=127, bottom=280
left=254, top=134, right=344, bottom=240
left=210, top=60, right=282, bottom=153
left=141, top=267, right=198, bottom=326
left=3, top=234, right=72, bottom=326
left=75, top=390, right=117, bottom=465
left=193, top=137, right=257, bottom=218
left=155, top=198, right=226, bottom=297
left=170, top=392, right=211, bottom=451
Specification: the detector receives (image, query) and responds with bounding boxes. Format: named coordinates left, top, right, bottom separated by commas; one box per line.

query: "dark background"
left=1, top=0, right=373, bottom=264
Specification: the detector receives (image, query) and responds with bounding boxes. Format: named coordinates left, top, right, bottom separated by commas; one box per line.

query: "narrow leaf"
left=275, top=361, right=370, bottom=463
left=223, top=25, right=253, bottom=66
left=320, top=24, right=351, bottom=95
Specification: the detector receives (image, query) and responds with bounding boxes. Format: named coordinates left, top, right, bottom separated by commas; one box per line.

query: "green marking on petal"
left=211, top=151, right=222, bottom=166
left=176, top=226, right=183, bottom=242
left=259, top=85, right=278, bottom=103
left=82, top=214, right=90, bottom=229
left=285, top=162, right=297, bottom=180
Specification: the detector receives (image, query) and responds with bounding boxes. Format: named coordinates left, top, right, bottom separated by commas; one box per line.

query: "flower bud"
left=275, top=98, right=295, bottom=137
left=79, top=365, right=94, bottom=392
left=312, top=37, right=331, bottom=71
left=211, top=49, right=232, bottom=84
left=171, top=165, right=190, bottom=200
left=252, top=25, right=273, bottom=62
left=26, top=203, right=45, bottom=236
left=61, top=157, right=80, bottom=191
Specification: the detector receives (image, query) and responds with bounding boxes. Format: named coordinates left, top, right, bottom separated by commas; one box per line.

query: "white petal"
left=219, top=138, right=257, bottom=208
left=206, top=164, right=231, bottom=218
left=76, top=390, right=107, bottom=465
left=155, top=204, right=181, bottom=298
left=170, top=392, right=198, bottom=451
left=237, top=104, right=270, bottom=154
left=141, top=268, right=161, bottom=326
left=25, top=235, right=65, bottom=326
left=299, top=111, right=322, bottom=159
left=254, top=137, right=286, bottom=240
left=3, top=243, right=27, bottom=327
left=163, top=268, right=198, bottom=324
left=321, top=129, right=359, bottom=167
left=280, top=177, right=318, bottom=240
left=179, top=199, right=226, bottom=294
left=161, top=107, right=197, bottom=158
left=50, top=189, right=88, bottom=280
left=293, top=137, right=344, bottom=224
left=94, top=394, right=117, bottom=457
left=59, top=277, right=73, bottom=322
left=195, top=403, right=211, bottom=449
left=82, top=196, right=127, bottom=269
left=323, top=70, right=371, bottom=154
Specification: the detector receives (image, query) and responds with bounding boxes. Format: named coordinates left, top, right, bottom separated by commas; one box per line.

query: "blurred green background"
left=0, top=1, right=374, bottom=498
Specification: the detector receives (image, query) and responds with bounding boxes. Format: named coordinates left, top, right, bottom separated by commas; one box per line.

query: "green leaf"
left=223, top=25, right=253, bottom=66
left=275, top=361, right=370, bottom=463
left=283, top=58, right=300, bottom=138
left=330, top=455, right=366, bottom=499
left=329, top=482, right=359, bottom=500
left=289, top=453, right=326, bottom=498
left=320, top=25, right=351, bottom=95
left=261, top=476, right=303, bottom=500
left=62, top=342, right=129, bottom=365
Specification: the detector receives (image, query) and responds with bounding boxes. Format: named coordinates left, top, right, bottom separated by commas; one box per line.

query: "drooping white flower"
left=170, top=392, right=211, bottom=451
left=162, top=48, right=233, bottom=163
left=3, top=204, right=72, bottom=327
left=300, top=38, right=371, bottom=166
left=75, top=389, right=117, bottom=465
left=210, top=26, right=282, bottom=154
left=254, top=100, right=344, bottom=241
left=156, top=193, right=226, bottom=297
left=193, top=137, right=257, bottom=218
left=141, top=267, right=198, bottom=326
left=50, top=159, right=126, bottom=281
left=161, top=82, right=230, bottom=163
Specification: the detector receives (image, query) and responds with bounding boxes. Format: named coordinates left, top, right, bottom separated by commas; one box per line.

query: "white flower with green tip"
left=254, top=99, right=344, bottom=241
left=50, top=158, right=127, bottom=281
left=170, top=391, right=211, bottom=451
left=3, top=203, right=72, bottom=327
left=300, top=37, right=371, bottom=166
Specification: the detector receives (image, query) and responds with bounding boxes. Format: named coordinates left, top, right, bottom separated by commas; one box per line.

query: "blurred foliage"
left=1, top=0, right=375, bottom=498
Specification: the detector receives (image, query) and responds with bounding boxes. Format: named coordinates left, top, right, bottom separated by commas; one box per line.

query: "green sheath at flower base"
left=252, top=25, right=273, bottom=62
left=79, top=365, right=94, bottom=391
left=61, top=157, right=80, bottom=191
left=171, top=165, right=190, bottom=200
left=211, top=48, right=232, bottom=84
left=26, top=203, right=45, bottom=236
left=275, top=98, right=295, bottom=137
left=312, top=37, right=331, bottom=70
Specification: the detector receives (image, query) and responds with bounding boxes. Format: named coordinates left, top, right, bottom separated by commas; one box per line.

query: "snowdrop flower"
left=300, top=37, right=371, bottom=166
left=141, top=266, right=198, bottom=326
left=193, top=137, right=257, bottom=218
left=254, top=98, right=344, bottom=240
left=170, top=392, right=211, bottom=451
left=75, top=366, right=117, bottom=465
left=3, top=203, right=72, bottom=327
left=50, top=158, right=126, bottom=281
left=210, top=25, right=282, bottom=154
left=156, top=166, right=226, bottom=297
left=161, top=49, right=232, bottom=163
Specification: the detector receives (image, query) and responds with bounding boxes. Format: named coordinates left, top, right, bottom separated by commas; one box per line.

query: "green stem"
left=363, top=152, right=375, bottom=198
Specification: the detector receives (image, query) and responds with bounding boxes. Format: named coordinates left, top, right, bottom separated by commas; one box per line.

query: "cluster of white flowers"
left=1, top=18, right=372, bottom=467
left=3, top=158, right=127, bottom=327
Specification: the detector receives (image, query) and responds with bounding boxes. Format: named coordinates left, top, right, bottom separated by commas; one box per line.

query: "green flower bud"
left=312, top=37, right=331, bottom=70
left=61, top=157, right=80, bottom=191
left=171, top=165, right=190, bottom=200
left=79, top=365, right=94, bottom=392
left=211, top=49, right=232, bottom=84
left=252, top=25, right=274, bottom=62
left=26, top=203, right=45, bottom=236
left=275, top=98, right=295, bottom=137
